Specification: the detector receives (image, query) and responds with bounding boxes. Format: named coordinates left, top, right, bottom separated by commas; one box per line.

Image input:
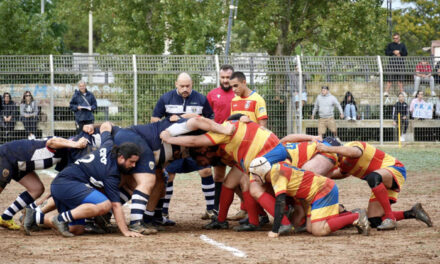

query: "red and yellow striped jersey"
left=270, top=161, right=334, bottom=204
left=204, top=121, right=279, bottom=172
left=339, top=141, right=403, bottom=179
left=231, top=91, right=267, bottom=122
left=284, top=141, right=318, bottom=168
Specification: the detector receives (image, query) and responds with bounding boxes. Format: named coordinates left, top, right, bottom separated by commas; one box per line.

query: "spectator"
left=311, top=86, right=344, bottom=139
left=69, top=81, right=97, bottom=133
left=435, top=95, right=440, bottom=119
left=341, top=91, right=357, bottom=121
left=392, top=93, right=409, bottom=141
left=292, top=66, right=309, bottom=113
left=0, top=92, right=16, bottom=141
left=410, top=90, right=429, bottom=120
left=20, top=91, right=38, bottom=139
left=384, top=33, right=408, bottom=97
left=433, top=60, right=440, bottom=85
left=414, top=59, right=435, bottom=97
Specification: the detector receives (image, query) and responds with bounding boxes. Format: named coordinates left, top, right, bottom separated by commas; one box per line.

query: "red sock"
left=257, top=192, right=291, bottom=225
left=392, top=211, right=405, bottom=221
left=218, top=186, right=234, bottom=222
left=256, top=203, right=266, bottom=216
left=372, top=183, right=394, bottom=220
left=243, top=191, right=259, bottom=226
left=240, top=201, right=245, bottom=211
left=327, top=213, right=358, bottom=232
left=339, top=211, right=352, bottom=217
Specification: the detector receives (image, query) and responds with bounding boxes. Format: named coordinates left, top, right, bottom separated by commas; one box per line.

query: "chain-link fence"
left=0, top=55, right=439, bottom=144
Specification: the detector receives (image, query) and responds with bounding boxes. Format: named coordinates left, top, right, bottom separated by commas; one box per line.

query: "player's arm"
left=161, top=133, right=215, bottom=147
left=280, top=134, right=322, bottom=144
left=151, top=96, right=165, bottom=123
left=327, top=168, right=349, bottom=180
left=316, top=143, right=362, bottom=158
left=112, top=202, right=142, bottom=237
left=46, top=137, right=87, bottom=149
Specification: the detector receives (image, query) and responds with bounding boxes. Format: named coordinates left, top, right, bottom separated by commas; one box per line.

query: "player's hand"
left=170, top=115, right=180, bottom=122
left=268, top=231, right=279, bottom=238
left=82, top=124, right=94, bottom=135
left=75, top=137, right=88, bottom=148
left=239, top=115, right=251, bottom=123
left=316, top=142, right=329, bottom=153
left=100, top=121, right=112, bottom=134
left=122, top=231, right=143, bottom=237
left=312, top=135, right=323, bottom=142
left=160, top=130, right=171, bottom=141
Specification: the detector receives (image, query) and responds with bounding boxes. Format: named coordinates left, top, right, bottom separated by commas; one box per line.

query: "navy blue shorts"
left=165, top=158, right=207, bottom=174
left=114, top=128, right=155, bottom=174
left=0, top=156, right=28, bottom=188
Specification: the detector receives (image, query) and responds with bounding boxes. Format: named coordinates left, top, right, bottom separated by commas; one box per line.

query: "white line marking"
left=40, top=170, right=58, bottom=178
left=199, top=234, right=247, bottom=258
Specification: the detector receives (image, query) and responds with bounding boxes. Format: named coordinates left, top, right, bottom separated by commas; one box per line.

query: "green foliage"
left=393, top=0, right=440, bottom=55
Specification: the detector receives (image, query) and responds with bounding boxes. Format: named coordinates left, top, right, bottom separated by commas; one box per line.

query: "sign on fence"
left=412, top=101, right=433, bottom=119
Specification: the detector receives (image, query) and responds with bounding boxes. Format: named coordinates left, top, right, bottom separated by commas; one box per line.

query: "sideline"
left=199, top=234, right=247, bottom=258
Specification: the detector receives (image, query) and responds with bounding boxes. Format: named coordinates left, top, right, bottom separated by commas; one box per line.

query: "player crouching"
left=249, top=158, right=370, bottom=237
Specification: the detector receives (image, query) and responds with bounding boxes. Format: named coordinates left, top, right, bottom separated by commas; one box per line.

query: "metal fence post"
left=297, top=55, right=303, bottom=134
left=49, top=54, right=54, bottom=136
left=377, top=55, right=384, bottom=145
left=215, top=55, right=220, bottom=87
left=250, top=56, right=254, bottom=88
left=285, top=57, right=293, bottom=134
left=133, top=55, right=138, bottom=125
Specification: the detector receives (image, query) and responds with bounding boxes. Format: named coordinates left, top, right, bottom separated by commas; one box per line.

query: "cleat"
left=293, top=224, right=307, bottom=234
left=203, top=219, right=229, bottom=230
left=279, top=224, right=293, bottom=236
left=239, top=214, right=270, bottom=227
left=233, top=223, right=259, bottom=232
left=129, top=221, right=157, bottom=235
left=94, top=214, right=114, bottom=233
left=84, top=222, right=106, bottom=234
left=143, top=221, right=165, bottom=232
left=377, top=218, right=396, bottom=231
left=0, top=216, right=21, bottom=230
left=23, top=207, right=36, bottom=236
left=227, top=210, right=247, bottom=221
left=51, top=215, right=74, bottom=237
left=154, top=216, right=176, bottom=226
left=201, top=209, right=217, bottom=220
left=412, top=203, right=433, bottom=227
left=353, top=209, right=370, bottom=236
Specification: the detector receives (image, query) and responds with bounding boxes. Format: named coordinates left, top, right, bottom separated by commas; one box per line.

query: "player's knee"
left=249, top=183, right=264, bottom=200
left=28, top=184, right=45, bottom=198
left=69, top=225, right=85, bottom=236
left=199, top=167, right=212, bottom=177
left=311, top=225, right=331, bottom=236
left=364, top=172, right=382, bottom=189
left=97, top=201, right=112, bottom=215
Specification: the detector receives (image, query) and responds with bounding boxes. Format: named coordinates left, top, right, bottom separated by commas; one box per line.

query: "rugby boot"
left=84, top=222, right=106, bottom=234
left=411, top=203, right=433, bottom=227
left=227, top=210, right=247, bottom=221
left=278, top=224, right=294, bottom=236
left=239, top=214, right=270, bottom=227
left=94, top=214, right=113, bottom=233
left=293, top=224, right=307, bottom=234
left=154, top=215, right=176, bottom=226
left=377, top=218, right=397, bottom=231
left=143, top=221, right=165, bottom=232
left=129, top=221, right=157, bottom=235
left=203, top=219, right=229, bottom=230
left=23, top=207, right=36, bottom=235
left=233, top=223, right=259, bottom=232
left=0, top=216, right=20, bottom=230
left=201, top=209, right=217, bottom=220
left=52, top=215, right=74, bottom=237
left=353, top=209, right=370, bottom=236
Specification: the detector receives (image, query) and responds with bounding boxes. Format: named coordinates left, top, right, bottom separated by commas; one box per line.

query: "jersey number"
left=74, top=148, right=107, bottom=165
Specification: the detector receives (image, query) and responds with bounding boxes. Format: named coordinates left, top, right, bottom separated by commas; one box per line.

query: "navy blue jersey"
left=53, top=131, right=121, bottom=202
left=152, top=90, right=214, bottom=120
left=0, top=137, right=63, bottom=173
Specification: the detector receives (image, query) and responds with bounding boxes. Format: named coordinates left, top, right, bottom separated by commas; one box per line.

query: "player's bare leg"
left=186, top=116, right=235, bottom=135
left=302, top=155, right=335, bottom=176
left=144, top=171, right=166, bottom=231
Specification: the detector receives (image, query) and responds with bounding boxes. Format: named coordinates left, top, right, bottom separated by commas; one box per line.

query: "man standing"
left=206, top=65, right=235, bottom=213
left=151, top=73, right=217, bottom=221
left=384, top=33, right=408, bottom=97
left=311, top=86, right=344, bottom=140
left=69, top=81, right=98, bottom=133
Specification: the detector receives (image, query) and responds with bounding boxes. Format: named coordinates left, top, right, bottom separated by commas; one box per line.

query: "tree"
left=393, top=0, right=440, bottom=55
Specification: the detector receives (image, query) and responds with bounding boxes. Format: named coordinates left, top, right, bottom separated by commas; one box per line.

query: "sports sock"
left=29, top=202, right=38, bottom=210
left=154, top=199, right=164, bottom=219
left=390, top=210, right=414, bottom=221
left=257, top=192, right=291, bottom=225
left=403, top=210, right=416, bottom=219
left=371, top=183, right=394, bottom=220
left=201, top=175, right=215, bottom=211
left=143, top=210, right=155, bottom=223
left=217, top=186, right=234, bottom=222
left=119, top=187, right=131, bottom=205
left=58, top=211, right=74, bottom=223
left=327, top=213, right=359, bottom=232
left=34, top=211, right=45, bottom=225
left=130, top=190, right=149, bottom=225
left=240, top=201, right=246, bottom=211
left=1, top=191, right=34, bottom=220
left=214, top=182, right=222, bottom=211
left=162, top=181, right=174, bottom=216
left=243, top=191, right=259, bottom=226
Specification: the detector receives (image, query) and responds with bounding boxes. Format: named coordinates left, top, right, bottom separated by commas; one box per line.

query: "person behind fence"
left=384, top=33, right=408, bottom=97
left=311, top=86, right=344, bottom=139
left=435, top=95, right=440, bottom=119
left=414, top=59, right=435, bottom=97
left=0, top=92, right=16, bottom=141
left=293, top=65, right=309, bottom=113
left=393, top=93, right=409, bottom=141
left=341, top=91, right=357, bottom=121
left=69, top=81, right=98, bottom=133
left=434, top=60, right=440, bottom=85
left=410, top=90, right=432, bottom=120
left=20, top=91, right=39, bottom=140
